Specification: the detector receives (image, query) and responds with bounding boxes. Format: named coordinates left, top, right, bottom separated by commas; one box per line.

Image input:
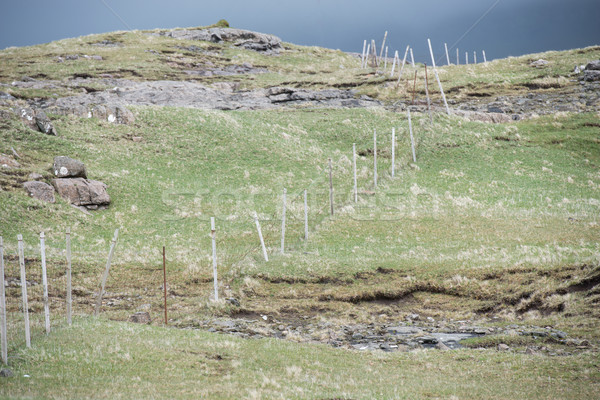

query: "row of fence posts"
left=0, top=109, right=424, bottom=364
left=0, top=227, right=119, bottom=364
left=361, top=36, right=492, bottom=117
left=362, top=33, right=488, bottom=69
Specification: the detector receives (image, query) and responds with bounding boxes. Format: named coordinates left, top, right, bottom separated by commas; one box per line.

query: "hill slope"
left=0, top=25, right=599, bottom=399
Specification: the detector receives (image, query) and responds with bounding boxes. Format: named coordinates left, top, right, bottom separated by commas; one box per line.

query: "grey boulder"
left=52, top=178, right=110, bottom=207
left=585, top=60, right=600, bottom=71
left=23, top=181, right=56, bottom=203
left=17, top=107, right=56, bottom=135
left=53, top=156, right=87, bottom=178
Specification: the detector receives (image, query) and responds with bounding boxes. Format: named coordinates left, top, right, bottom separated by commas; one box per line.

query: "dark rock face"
left=164, top=28, right=283, bottom=54
left=583, top=70, right=600, bottom=82
left=23, top=181, right=56, bottom=203
left=585, top=60, right=600, bottom=71
left=53, top=156, right=87, bottom=178
left=129, top=312, right=151, bottom=324
left=52, top=178, right=110, bottom=208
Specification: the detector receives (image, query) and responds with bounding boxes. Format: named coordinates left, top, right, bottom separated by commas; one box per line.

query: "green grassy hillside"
left=0, top=25, right=599, bottom=399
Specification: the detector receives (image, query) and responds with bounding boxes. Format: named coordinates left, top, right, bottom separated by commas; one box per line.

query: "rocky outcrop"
left=0, top=154, right=20, bottom=169
left=52, top=178, right=110, bottom=209
left=46, top=80, right=381, bottom=112
left=53, top=156, right=87, bottom=178
left=163, top=28, right=283, bottom=54
left=452, top=109, right=514, bottom=123
left=582, top=60, right=600, bottom=82
left=17, top=107, right=57, bottom=135
left=23, top=181, right=55, bottom=203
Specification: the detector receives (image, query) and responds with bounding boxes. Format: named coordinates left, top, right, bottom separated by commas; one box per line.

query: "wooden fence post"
left=0, top=237, right=7, bottom=364
left=361, top=40, right=367, bottom=67
left=66, top=228, right=72, bottom=325
left=254, top=212, right=269, bottom=261
left=163, top=246, right=168, bottom=325
left=465, top=51, right=469, bottom=65
left=40, top=232, right=50, bottom=334
left=445, top=43, right=451, bottom=65
left=280, top=189, right=287, bottom=254
left=424, top=63, right=434, bottom=124
left=391, top=128, right=396, bottom=178
left=390, top=50, right=399, bottom=77
left=396, top=45, right=410, bottom=85
left=303, top=190, right=309, bottom=241
left=364, top=43, right=370, bottom=68
left=427, top=39, right=450, bottom=115
left=373, top=129, right=378, bottom=188
left=410, top=48, right=415, bottom=68
left=379, top=31, right=388, bottom=63
left=353, top=143, right=358, bottom=203
left=95, top=229, right=119, bottom=316
left=408, top=109, right=417, bottom=163
left=456, top=48, right=459, bottom=65
left=328, top=158, right=334, bottom=216
left=211, top=218, right=218, bottom=301
left=483, top=50, right=488, bottom=64
left=384, top=46, right=388, bottom=71
left=18, top=235, right=30, bottom=348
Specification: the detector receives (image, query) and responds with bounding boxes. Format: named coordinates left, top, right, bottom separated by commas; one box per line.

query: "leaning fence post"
left=328, top=159, right=334, bottom=216
left=40, top=232, right=50, bottom=334
left=0, top=237, right=8, bottom=364
left=378, top=31, right=388, bottom=63
left=210, top=218, right=218, bottom=301
left=254, top=212, right=269, bottom=261
left=66, top=228, right=72, bottom=325
left=353, top=143, right=358, bottom=202
left=391, top=128, right=396, bottom=178
left=95, top=229, right=119, bottom=316
left=445, top=43, right=451, bottom=65
left=18, top=235, right=30, bottom=348
left=424, top=63, right=433, bottom=124
left=373, top=129, right=378, bottom=188
left=408, top=109, right=417, bottom=163
left=396, top=45, right=410, bottom=85
left=303, top=190, right=309, bottom=241
left=482, top=50, right=488, bottom=64
left=280, top=189, right=287, bottom=254
left=427, top=38, right=450, bottom=115
left=410, top=48, right=415, bottom=68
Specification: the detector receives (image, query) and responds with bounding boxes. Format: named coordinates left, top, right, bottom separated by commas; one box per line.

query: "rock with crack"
left=23, top=181, right=55, bottom=203
left=52, top=178, right=110, bottom=209
left=53, top=156, right=87, bottom=178
left=164, top=27, right=283, bottom=54
left=17, top=107, right=57, bottom=135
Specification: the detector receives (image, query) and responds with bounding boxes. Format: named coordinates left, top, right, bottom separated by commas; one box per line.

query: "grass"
left=1, top=317, right=599, bottom=400
left=0, top=25, right=599, bottom=399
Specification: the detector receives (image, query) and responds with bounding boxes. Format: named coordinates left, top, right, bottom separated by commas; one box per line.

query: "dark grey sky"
left=1, top=0, right=599, bottom=62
